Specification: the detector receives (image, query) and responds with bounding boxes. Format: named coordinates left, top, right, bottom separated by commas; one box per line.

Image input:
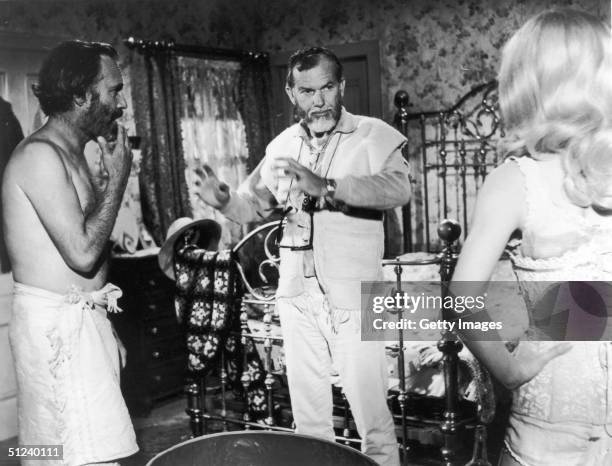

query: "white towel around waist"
left=9, top=282, right=138, bottom=466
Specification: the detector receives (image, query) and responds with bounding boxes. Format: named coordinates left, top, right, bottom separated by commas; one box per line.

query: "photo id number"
left=3, top=445, right=63, bottom=460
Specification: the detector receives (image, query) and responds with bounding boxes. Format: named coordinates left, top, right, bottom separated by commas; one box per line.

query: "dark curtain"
left=237, top=57, right=274, bottom=172
left=131, top=50, right=192, bottom=245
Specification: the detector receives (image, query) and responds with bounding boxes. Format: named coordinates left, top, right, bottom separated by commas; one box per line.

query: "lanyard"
left=275, top=132, right=342, bottom=249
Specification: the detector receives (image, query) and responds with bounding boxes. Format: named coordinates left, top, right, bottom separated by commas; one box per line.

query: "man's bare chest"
left=70, top=164, right=97, bottom=216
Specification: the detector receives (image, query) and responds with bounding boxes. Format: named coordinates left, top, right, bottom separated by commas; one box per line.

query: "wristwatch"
left=323, top=178, right=337, bottom=199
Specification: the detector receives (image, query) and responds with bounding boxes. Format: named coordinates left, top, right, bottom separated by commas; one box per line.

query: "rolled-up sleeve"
left=219, top=156, right=278, bottom=224
left=333, top=146, right=411, bottom=210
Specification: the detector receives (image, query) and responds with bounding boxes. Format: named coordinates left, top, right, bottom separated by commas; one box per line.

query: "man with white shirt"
left=200, top=46, right=410, bottom=466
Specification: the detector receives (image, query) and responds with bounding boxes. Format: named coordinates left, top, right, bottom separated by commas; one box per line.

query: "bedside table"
left=108, top=249, right=186, bottom=416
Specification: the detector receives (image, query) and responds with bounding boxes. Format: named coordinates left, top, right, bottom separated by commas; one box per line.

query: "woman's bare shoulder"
left=478, top=159, right=527, bottom=203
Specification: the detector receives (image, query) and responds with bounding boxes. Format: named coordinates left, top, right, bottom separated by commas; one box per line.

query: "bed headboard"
left=394, top=80, right=503, bottom=253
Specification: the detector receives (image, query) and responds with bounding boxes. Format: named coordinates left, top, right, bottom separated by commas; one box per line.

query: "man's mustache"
left=309, top=109, right=333, bottom=118
left=310, top=108, right=332, bottom=115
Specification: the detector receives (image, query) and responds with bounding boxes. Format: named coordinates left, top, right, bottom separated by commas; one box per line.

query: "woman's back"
left=507, top=155, right=612, bottom=425
left=452, top=9, right=612, bottom=465
left=510, top=155, right=612, bottom=278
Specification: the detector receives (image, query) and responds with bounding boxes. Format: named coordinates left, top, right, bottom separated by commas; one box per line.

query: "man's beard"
left=81, top=93, right=122, bottom=141
left=296, top=97, right=342, bottom=135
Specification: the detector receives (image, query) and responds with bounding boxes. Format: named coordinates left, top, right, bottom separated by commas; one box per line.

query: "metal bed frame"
left=184, top=81, right=504, bottom=465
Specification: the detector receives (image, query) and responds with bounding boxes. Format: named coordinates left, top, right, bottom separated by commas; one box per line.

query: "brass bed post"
left=420, top=113, right=431, bottom=251
left=382, top=219, right=462, bottom=464
left=219, top=352, right=228, bottom=431
left=459, top=140, right=468, bottom=239
left=185, top=381, right=204, bottom=436
left=263, top=302, right=276, bottom=428
left=394, top=90, right=413, bottom=253
left=438, top=113, right=449, bottom=222
left=437, top=219, right=462, bottom=466
left=341, top=390, right=351, bottom=446
left=240, top=301, right=252, bottom=430
left=393, top=258, right=409, bottom=466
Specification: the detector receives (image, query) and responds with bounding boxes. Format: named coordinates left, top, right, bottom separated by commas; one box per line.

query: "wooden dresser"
left=108, top=249, right=186, bottom=416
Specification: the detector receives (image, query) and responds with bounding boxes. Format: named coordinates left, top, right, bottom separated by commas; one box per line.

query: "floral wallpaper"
left=4, top=0, right=607, bottom=121
left=1, top=0, right=609, bottom=252
left=0, top=0, right=262, bottom=136
left=255, top=0, right=609, bottom=253
left=257, top=0, right=609, bottom=120
left=0, top=1, right=260, bottom=48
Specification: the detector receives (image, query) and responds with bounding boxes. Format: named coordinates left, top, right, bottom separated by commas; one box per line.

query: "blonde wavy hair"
left=499, top=8, right=612, bottom=208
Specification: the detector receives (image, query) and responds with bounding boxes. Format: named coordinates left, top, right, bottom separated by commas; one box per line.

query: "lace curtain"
left=178, top=58, right=248, bottom=246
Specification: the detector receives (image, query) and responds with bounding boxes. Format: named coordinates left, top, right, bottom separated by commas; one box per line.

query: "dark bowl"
left=146, top=431, right=378, bottom=466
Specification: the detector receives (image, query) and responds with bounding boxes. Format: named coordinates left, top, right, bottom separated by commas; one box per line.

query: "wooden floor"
left=0, top=393, right=507, bottom=465
left=0, top=397, right=192, bottom=466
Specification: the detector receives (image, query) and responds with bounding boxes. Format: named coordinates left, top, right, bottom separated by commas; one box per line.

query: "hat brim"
left=158, top=219, right=222, bottom=280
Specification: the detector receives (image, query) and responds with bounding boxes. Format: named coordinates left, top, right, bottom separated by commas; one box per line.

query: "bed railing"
left=394, top=81, right=503, bottom=253
left=181, top=84, right=504, bottom=463
left=184, top=217, right=479, bottom=465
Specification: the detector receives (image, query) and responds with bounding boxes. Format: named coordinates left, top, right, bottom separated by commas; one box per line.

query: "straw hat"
left=158, top=217, right=222, bottom=280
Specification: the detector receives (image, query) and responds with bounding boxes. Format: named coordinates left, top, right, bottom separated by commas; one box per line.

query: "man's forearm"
left=331, top=147, right=411, bottom=210
left=333, top=169, right=411, bottom=210
left=215, top=154, right=279, bottom=224
left=219, top=189, right=272, bottom=224
left=81, top=176, right=129, bottom=264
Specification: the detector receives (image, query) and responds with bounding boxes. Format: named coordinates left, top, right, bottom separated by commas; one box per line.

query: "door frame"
left=0, top=31, right=69, bottom=132
left=0, top=30, right=68, bottom=442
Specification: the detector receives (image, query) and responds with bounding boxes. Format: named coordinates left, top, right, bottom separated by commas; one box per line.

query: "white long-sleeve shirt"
left=221, top=108, right=411, bottom=224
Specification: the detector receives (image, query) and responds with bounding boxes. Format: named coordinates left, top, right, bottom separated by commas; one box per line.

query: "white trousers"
left=277, top=278, right=399, bottom=466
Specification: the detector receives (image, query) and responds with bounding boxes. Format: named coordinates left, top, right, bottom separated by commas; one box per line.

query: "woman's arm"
left=451, top=161, right=570, bottom=389
left=452, top=161, right=525, bottom=281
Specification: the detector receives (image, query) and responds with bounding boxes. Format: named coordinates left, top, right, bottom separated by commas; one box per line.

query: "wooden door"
left=342, top=56, right=371, bottom=116
left=0, top=46, right=48, bottom=136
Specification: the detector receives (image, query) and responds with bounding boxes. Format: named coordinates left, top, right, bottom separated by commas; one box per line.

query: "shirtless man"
left=2, top=41, right=138, bottom=465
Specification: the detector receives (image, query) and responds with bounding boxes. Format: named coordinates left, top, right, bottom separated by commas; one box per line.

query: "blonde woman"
left=451, top=9, right=612, bottom=466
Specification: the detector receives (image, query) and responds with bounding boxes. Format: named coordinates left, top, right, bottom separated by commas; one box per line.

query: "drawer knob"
left=150, top=327, right=159, bottom=335
left=152, top=351, right=161, bottom=359
left=153, top=375, right=162, bottom=383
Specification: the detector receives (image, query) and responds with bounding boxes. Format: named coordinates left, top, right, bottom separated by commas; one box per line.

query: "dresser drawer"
left=144, top=315, right=182, bottom=341
left=109, top=252, right=186, bottom=414
left=137, top=267, right=171, bottom=288
left=150, top=359, right=187, bottom=398
left=111, top=257, right=173, bottom=292
left=148, top=336, right=186, bottom=367
left=109, top=254, right=187, bottom=415
left=141, top=295, right=174, bottom=321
